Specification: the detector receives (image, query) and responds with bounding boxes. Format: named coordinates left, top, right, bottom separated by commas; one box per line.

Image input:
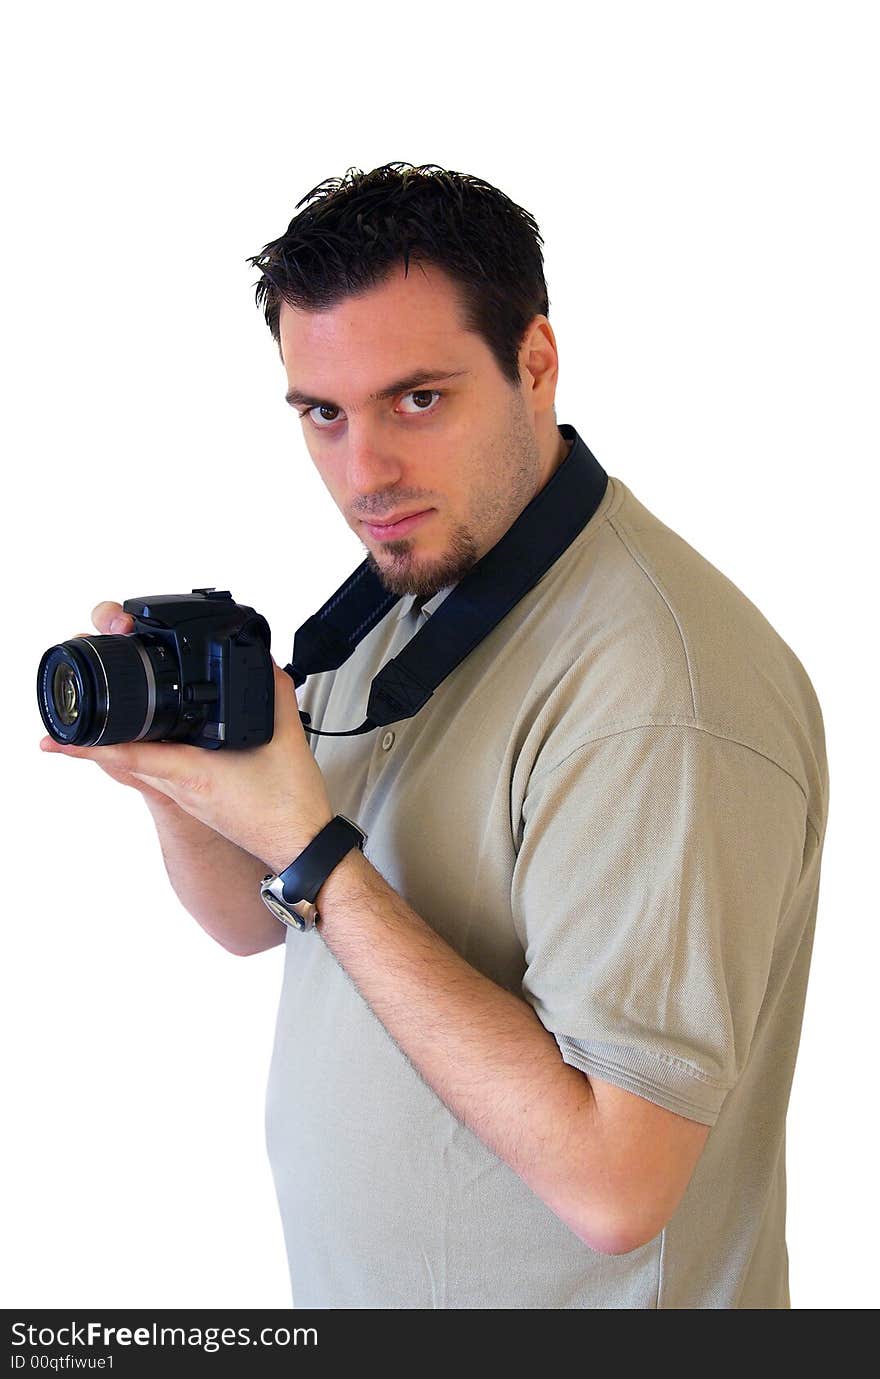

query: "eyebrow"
left=285, top=368, right=471, bottom=410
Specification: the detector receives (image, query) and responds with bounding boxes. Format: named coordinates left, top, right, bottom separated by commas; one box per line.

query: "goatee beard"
left=364, top=522, right=478, bottom=599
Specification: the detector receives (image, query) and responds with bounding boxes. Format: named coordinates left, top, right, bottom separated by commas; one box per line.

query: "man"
left=46, top=163, right=829, bottom=1308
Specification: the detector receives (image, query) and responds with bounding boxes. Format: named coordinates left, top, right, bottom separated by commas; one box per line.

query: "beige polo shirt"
left=265, top=450, right=829, bottom=1309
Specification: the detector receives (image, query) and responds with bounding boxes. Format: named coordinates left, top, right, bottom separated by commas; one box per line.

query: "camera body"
left=37, top=588, right=274, bottom=750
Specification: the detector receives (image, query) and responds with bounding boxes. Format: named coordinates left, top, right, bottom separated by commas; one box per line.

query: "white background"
left=3, top=1, right=876, bottom=1310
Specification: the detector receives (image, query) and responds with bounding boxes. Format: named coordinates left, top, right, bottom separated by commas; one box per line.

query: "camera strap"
left=284, top=423, right=608, bottom=738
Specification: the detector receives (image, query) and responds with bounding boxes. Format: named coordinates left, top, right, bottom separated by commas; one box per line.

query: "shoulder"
left=514, top=477, right=827, bottom=830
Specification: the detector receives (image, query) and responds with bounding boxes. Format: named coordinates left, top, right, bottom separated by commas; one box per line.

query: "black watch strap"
left=280, top=814, right=366, bottom=904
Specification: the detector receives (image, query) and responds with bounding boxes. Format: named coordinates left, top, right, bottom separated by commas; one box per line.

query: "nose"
left=344, top=420, right=406, bottom=502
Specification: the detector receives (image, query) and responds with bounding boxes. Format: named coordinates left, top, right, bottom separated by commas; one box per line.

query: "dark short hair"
left=245, top=161, right=550, bottom=388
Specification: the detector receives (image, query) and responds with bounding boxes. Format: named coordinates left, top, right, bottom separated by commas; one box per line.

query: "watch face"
left=261, top=889, right=298, bottom=927
left=260, top=879, right=317, bottom=931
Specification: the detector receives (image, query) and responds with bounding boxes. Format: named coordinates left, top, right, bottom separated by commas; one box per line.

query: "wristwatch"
left=260, top=814, right=367, bottom=932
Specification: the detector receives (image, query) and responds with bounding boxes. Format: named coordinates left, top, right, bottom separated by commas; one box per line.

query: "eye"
left=299, top=404, right=342, bottom=429
left=398, top=389, right=442, bottom=416
left=298, top=389, right=443, bottom=429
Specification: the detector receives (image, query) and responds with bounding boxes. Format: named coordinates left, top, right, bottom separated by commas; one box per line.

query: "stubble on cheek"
left=363, top=401, right=542, bottom=600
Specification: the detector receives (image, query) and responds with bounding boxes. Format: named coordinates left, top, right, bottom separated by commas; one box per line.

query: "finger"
left=131, top=771, right=174, bottom=798
left=272, top=660, right=302, bottom=723
left=273, top=658, right=298, bottom=699
left=90, top=601, right=134, bottom=635
left=40, top=738, right=202, bottom=785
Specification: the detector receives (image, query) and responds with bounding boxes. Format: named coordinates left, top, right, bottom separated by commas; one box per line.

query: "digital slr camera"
left=37, top=588, right=274, bottom=750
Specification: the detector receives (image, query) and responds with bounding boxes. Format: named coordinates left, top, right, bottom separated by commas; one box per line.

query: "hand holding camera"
left=36, top=589, right=334, bottom=876
left=37, top=588, right=275, bottom=752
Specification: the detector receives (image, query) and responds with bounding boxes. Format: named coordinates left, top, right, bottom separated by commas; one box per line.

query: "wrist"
left=313, top=843, right=372, bottom=909
left=265, top=811, right=335, bottom=876
left=260, top=813, right=368, bottom=934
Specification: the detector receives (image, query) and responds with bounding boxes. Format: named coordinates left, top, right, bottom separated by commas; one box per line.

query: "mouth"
left=361, top=509, right=434, bottom=541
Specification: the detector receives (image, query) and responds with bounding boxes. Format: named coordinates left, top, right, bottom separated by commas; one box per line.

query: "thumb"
left=272, top=657, right=300, bottom=709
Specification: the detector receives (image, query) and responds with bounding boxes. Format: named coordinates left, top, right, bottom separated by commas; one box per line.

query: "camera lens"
left=37, top=634, right=182, bottom=747
left=53, top=661, right=80, bottom=725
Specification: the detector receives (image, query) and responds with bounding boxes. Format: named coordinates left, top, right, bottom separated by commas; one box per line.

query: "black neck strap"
left=283, top=423, right=608, bottom=738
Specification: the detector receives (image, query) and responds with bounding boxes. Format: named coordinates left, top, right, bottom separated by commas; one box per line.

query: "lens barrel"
left=37, top=635, right=181, bottom=747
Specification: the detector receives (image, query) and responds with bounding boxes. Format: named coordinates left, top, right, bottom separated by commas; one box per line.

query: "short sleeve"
left=510, top=725, right=807, bottom=1125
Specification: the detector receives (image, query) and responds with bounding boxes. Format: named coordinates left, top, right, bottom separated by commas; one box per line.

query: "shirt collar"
left=395, top=583, right=457, bottom=623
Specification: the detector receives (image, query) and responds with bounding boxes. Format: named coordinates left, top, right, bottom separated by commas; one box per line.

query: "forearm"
left=145, top=797, right=284, bottom=956
left=313, top=847, right=605, bottom=1247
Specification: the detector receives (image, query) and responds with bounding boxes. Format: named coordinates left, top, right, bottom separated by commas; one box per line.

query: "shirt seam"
left=606, top=509, right=698, bottom=719
left=602, top=504, right=822, bottom=841
left=527, top=719, right=818, bottom=838
left=558, top=1032, right=730, bottom=1090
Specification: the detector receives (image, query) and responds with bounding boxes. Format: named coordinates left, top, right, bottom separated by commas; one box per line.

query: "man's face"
left=278, top=260, right=558, bottom=599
